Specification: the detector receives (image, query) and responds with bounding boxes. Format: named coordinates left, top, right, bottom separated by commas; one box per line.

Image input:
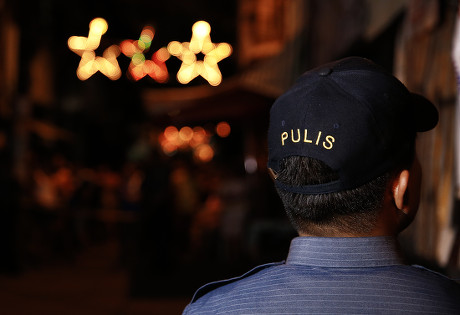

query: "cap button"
left=318, top=67, right=332, bottom=76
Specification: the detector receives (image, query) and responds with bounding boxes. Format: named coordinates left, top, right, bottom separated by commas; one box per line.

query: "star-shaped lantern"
left=68, top=18, right=122, bottom=80
left=120, top=26, right=171, bottom=82
left=167, top=21, right=232, bottom=86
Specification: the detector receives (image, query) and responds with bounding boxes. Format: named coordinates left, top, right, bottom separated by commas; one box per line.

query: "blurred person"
left=189, top=194, right=222, bottom=261
left=29, top=161, right=60, bottom=261
left=96, top=164, right=122, bottom=237
left=170, top=160, right=200, bottom=254
left=183, top=57, right=460, bottom=314
left=69, top=167, right=99, bottom=247
left=120, top=162, right=144, bottom=213
left=33, top=166, right=59, bottom=212
left=218, top=173, right=250, bottom=263
left=30, top=155, right=78, bottom=260
left=51, top=155, right=76, bottom=207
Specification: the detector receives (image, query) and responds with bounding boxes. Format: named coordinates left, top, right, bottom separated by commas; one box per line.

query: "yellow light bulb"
left=167, top=41, right=183, bottom=56
left=69, top=18, right=121, bottom=80
left=89, top=18, right=108, bottom=36
left=192, top=21, right=211, bottom=38
left=167, top=20, right=231, bottom=86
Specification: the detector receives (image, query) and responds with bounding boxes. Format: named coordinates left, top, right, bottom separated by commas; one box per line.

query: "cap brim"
left=411, top=93, right=438, bottom=132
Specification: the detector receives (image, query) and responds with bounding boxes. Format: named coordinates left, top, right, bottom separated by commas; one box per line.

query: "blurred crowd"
left=0, top=150, right=295, bottom=295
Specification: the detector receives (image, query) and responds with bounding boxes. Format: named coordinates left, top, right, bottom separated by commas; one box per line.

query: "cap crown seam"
left=323, top=74, right=383, bottom=143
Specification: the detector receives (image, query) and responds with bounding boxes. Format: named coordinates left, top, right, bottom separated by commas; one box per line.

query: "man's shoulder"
left=386, top=264, right=460, bottom=305
left=182, top=262, right=460, bottom=314
left=190, top=261, right=284, bottom=303
left=409, top=264, right=460, bottom=287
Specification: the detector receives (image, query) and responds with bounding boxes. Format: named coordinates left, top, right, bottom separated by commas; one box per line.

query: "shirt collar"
left=286, top=236, right=404, bottom=268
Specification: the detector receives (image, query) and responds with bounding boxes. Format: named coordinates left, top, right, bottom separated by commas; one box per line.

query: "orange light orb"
left=216, top=121, right=231, bottom=138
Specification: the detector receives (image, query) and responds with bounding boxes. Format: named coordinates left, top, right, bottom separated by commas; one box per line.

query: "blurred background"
left=0, top=0, right=459, bottom=314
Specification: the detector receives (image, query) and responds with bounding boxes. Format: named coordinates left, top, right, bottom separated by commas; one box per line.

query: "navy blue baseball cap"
left=268, top=57, right=438, bottom=194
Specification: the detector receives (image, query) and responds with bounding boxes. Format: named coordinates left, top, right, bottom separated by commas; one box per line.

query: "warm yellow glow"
left=97, top=45, right=122, bottom=80
left=190, top=127, right=207, bottom=147
left=156, top=47, right=170, bottom=62
left=192, top=21, right=211, bottom=38
left=194, top=144, right=214, bottom=162
left=159, top=129, right=180, bottom=156
left=167, top=20, right=232, bottom=86
left=132, top=53, right=145, bottom=65
left=89, top=18, right=108, bottom=35
left=76, top=51, right=96, bottom=80
left=159, top=125, right=214, bottom=160
left=68, top=18, right=121, bottom=80
left=167, top=41, right=183, bottom=55
left=67, top=37, right=87, bottom=51
left=179, top=126, right=194, bottom=142
left=164, top=126, right=179, bottom=141
left=161, top=141, right=178, bottom=156
left=68, top=17, right=108, bottom=54
left=137, top=41, right=147, bottom=51
left=140, top=26, right=155, bottom=44
left=216, top=121, right=231, bottom=138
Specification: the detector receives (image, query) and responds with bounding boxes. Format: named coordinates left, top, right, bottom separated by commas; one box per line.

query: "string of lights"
left=68, top=18, right=232, bottom=85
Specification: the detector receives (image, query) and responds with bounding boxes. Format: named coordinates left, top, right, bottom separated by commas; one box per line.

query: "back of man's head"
left=267, top=57, right=438, bottom=236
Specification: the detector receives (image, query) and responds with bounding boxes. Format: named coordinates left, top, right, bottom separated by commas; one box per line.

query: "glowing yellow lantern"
left=167, top=21, right=232, bottom=86
left=68, top=17, right=121, bottom=80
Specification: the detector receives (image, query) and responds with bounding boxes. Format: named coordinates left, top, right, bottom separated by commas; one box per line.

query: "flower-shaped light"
left=167, top=21, right=232, bottom=86
left=68, top=18, right=121, bottom=80
left=120, top=26, right=170, bottom=82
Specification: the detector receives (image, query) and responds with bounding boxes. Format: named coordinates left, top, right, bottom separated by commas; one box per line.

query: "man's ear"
left=392, top=169, right=410, bottom=213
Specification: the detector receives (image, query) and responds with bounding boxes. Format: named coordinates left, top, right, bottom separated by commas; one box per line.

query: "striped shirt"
left=183, top=237, right=460, bottom=314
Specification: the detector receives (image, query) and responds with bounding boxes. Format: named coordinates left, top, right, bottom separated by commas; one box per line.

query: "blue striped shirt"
left=183, top=237, right=460, bottom=314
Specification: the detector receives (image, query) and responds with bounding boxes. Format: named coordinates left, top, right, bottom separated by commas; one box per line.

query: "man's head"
left=267, top=57, right=438, bottom=236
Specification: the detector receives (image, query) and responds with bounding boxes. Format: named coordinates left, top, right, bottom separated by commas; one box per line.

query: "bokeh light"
left=194, top=143, right=214, bottom=162
left=190, top=126, right=207, bottom=147
left=216, top=121, right=231, bottom=138
left=164, top=126, right=179, bottom=141
left=158, top=125, right=215, bottom=162
left=179, top=126, right=194, bottom=142
left=120, top=26, right=170, bottom=82
left=244, top=156, right=258, bottom=174
left=167, top=20, right=232, bottom=86
left=68, top=18, right=121, bottom=80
